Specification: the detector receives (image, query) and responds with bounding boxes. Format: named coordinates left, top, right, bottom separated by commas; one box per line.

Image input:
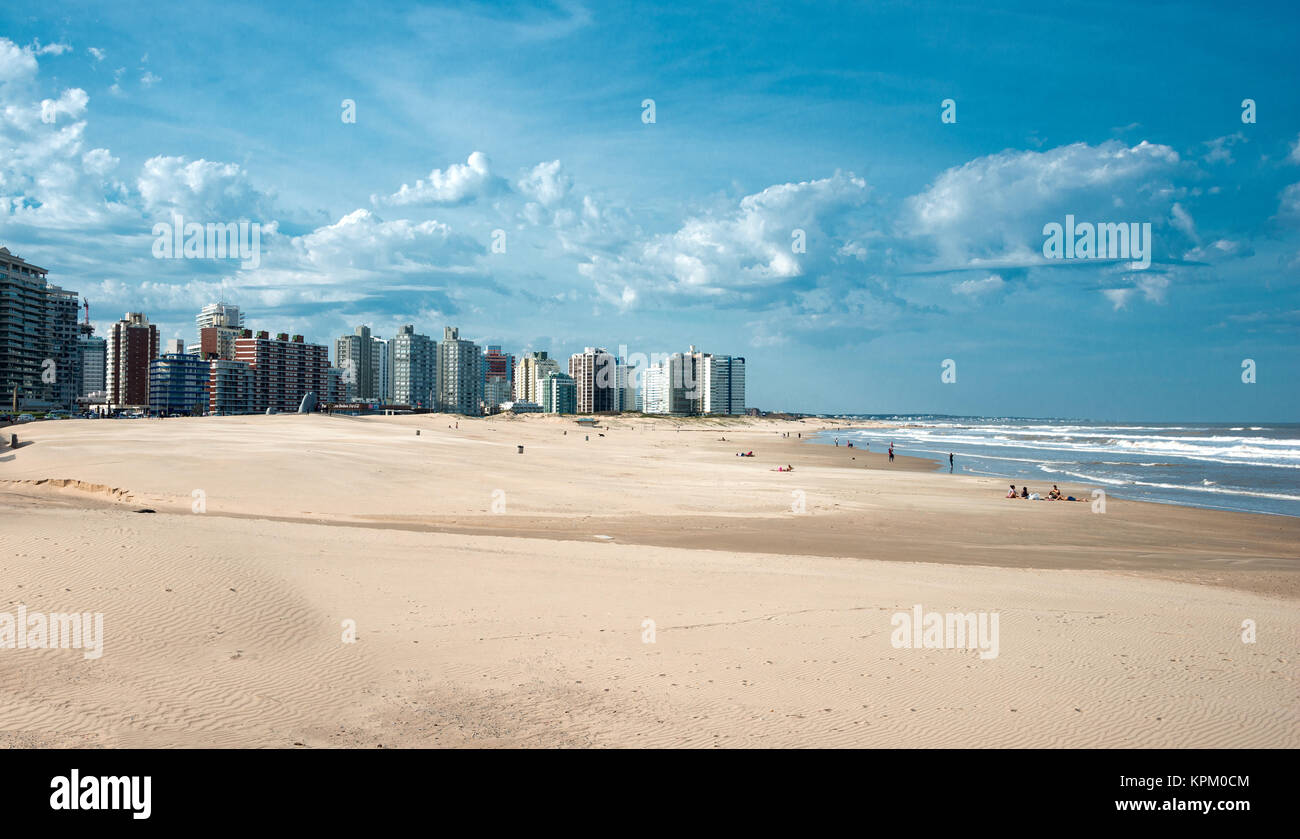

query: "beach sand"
left=1, top=413, right=1296, bottom=747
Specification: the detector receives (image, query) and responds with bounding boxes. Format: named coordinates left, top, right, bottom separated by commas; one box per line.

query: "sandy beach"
left=1, top=413, right=1296, bottom=748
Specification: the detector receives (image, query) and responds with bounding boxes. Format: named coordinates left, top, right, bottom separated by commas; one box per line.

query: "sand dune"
left=1, top=414, right=1296, bottom=747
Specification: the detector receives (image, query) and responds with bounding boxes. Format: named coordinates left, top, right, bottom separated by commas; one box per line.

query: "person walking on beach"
left=949, top=452, right=954, bottom=472
left=888, top=444, right=894, bottom=463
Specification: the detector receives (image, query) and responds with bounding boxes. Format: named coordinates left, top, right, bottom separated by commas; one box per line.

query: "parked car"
left=17, top=414, right=35, bottom=423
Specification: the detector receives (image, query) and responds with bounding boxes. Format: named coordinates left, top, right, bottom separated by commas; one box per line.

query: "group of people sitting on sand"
left=772, top=464, right=795, bottom=472
left=1006, top=484, right=1083, bottom=502
left=736, top=451, right=755, bottom=457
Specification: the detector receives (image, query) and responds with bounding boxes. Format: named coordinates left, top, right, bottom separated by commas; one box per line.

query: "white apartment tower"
left=388, top=325, right=436, bottom=408
left=436, top=326, right=482, bottom=415
left=700, top=353, right=745, bottom=415
left=514, top=351, right=559, bottom=405
left=568, top=346, right=618, bottom=414
left=641, top=347, right=745, bottom=415
left=335, top=325, right=378, bottom=401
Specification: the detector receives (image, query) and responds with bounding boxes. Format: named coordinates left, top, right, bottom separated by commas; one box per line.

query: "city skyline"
left=0, top=2, right=1297, bottom=420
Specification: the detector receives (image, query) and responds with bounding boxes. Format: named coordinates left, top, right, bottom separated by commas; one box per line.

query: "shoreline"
left=809, top=421, right=1300, bottom=520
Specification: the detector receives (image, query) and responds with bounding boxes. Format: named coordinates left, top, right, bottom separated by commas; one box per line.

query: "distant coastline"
left=811, top=417, right=1300, bottom=518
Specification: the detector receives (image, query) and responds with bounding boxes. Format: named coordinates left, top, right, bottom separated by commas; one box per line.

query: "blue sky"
left=2, top=0, right=1298, bottom=420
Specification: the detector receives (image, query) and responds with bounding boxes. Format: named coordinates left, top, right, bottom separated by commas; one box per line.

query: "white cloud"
left=31, top=41, right=72, bottom=56
left=953, top=273, right=1005, bottom=296
left=1136, top=273, right=1169, bottom=304
left=137, top=156, right=273, bottom=220
left=291, top=208, right=476, bottom=273
left=0, top=38, right=39, bottom=82
left=39, top=87, right=89, bottom=122
left=82, top=148, right=118, bottom=176
left=1202, top=132, right=1245, bottom=164
left=373, top=151, right=504, bottom=206
left=516, top=160, right=571, bottom=207
left=904, top=140, right=1184, bottom=269
left=1183, top=238, right=1250, bottom=263
left=1101, top=274, right=1168, bottom=311
left=1170, top=202, right=1196, bottom=239
left=88, top=47, right=105, bottom=62
left=140, top=71, right=161, bottom=87
left=1102, top=288, right=1133, bottom=310
left=580, top=170, right=873, bottom=307
left=1279, top=182, right=1300, bottom=220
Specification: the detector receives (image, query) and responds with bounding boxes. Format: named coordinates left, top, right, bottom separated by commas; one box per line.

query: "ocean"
left=815, top=416, right=1300, bottom=518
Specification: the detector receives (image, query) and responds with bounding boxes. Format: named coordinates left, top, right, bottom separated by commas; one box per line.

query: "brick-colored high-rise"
left=234, top=330, right=329, bottom=413
left=107, top=312, right=159, bottom=408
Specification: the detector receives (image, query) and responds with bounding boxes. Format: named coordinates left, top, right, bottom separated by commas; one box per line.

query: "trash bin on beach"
left=9, top=434, right=15, bottom=448
left=517, top=445, right=524, bottom=454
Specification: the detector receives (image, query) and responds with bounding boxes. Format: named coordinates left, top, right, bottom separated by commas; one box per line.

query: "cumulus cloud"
left=1101, top=274, right=1169, bottom=310
left=1102, top=288, right=1133, bottom=310
left=953, top=274, right=1005, bottom=296
left=0, top=45, right=132, bottom=230
left=82, top=148, right=118, bottom=176
left=137, top=156, right=274, bottom=221
left=218, top=208, right=488, bottom=316
left=1278, top=182, right=1300, bottom=221
left=39, top=87, right=89, bottom=122
left=1170, top=202, right=1197, bottom=240
left=373, top=151, right=505, bottom=206
left=1202, top=133, right=1245, bottom=164
left=0, top=38, right=39, bottom=82
left=1183, top=238, right=1252, bottom=263
left=904, top=140, right=1185, bottom=269
left=579, top=170, right=874, bottom=308
left=290, top=208, right=478, bottom=273
left=31, top=40, right=72, bottom=57
left=517, top=160, right=571, bottom=207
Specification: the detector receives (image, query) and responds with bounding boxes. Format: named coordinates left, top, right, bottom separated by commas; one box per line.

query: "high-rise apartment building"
left=484, top=345, right=513, bottom=386
left=209, top=358, right=254, bottom=414
left=196, top=302, right=244, bottom=332
left=77, top=317, right=106, bottom=402
left=700, top=353, right=745, bottom=415
left=483, top=377, right=511, bottom=414
left=436, top=326, right=482, bottom=415
left=482, top=345, right=513, bottom=415
left=235, top=330, right=330, bottom=413
left=640, top=347, right=745, bottom=415
left=615, top=357, right=637, bottom=412
left=325, top=366, right=345, bottom=404
left=335, top=325, right=378, bottom=401
left=568, top=347, right=619, bottom=414
left=149, top=353, right=209, bottom=415
left=191, top=302, right=244, bottom=360
left=388, top=325, right=436, bottom=408
left=0, top=247, right=48, bottom=405
left=107, top=312, right=160, bottom=408
left=540, top=370, right=576, bottom=414
left=45, top=284, right=80, bottom=408
left=0, top=247, right=81, bottom=409
left=373, top=336, right=390, bottom=403
left=514, top=351, right=559, bottom=405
